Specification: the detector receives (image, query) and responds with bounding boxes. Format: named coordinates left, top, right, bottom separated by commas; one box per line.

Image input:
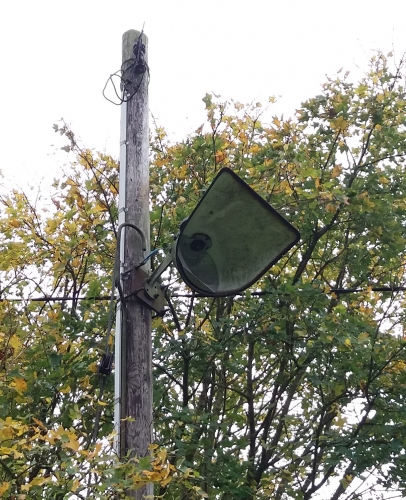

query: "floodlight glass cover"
left=175, top=168, right=300, bottom=296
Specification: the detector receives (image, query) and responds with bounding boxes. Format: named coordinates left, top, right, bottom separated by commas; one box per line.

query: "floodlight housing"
left=174, top=168, right=300, bottom=296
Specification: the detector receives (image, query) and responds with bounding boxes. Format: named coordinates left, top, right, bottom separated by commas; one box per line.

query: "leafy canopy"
left=1, top=51, right=406, bottom=499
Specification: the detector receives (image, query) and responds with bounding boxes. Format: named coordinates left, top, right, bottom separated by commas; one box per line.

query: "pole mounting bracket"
left=127, top=248, right=174, bottom=316
left=128, top=267, right=166, bottom=316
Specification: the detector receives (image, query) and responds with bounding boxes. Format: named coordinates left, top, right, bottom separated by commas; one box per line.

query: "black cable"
left=0, top=295, right=117, bottom=303
left=102, top=30, right=149, bottom=106
left=168, top=285, right=406, bottom=298
left=89, top=374, right=108, bottom=446
left=91, top=222, right=147, bottom=444
left=100, top=222, right=146, bottom=368
left=102, top=71, right=127, bottom=106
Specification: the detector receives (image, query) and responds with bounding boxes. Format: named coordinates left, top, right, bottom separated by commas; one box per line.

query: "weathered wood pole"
left=120, top=29, right=153, bottom=499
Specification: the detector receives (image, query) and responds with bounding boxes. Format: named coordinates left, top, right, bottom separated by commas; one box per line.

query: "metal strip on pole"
left=114, top=100, right=128, bottom=455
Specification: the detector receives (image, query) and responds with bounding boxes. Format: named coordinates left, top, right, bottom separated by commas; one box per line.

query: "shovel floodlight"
left=174, top=168, right=300, bottom=296
left=139, top=168, right=300, bottom=306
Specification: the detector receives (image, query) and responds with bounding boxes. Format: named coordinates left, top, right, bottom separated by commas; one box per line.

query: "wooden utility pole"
left=119, top=29, right=153, bottom=499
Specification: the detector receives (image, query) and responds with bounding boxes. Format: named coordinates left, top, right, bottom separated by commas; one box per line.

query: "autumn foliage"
left=1, top=51, right=406, bottom=499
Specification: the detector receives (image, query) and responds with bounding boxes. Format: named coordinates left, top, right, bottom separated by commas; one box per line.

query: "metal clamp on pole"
left=129, top=246, right=173, bottom=316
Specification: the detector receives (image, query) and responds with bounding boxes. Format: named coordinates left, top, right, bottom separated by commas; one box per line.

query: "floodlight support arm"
left=144, top=246, right=174, bottom=300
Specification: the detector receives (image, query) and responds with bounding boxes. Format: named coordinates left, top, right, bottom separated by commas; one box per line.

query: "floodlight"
left=174, top=168, right=300, bottom=296
left=136, top=168, right=300, bottom=311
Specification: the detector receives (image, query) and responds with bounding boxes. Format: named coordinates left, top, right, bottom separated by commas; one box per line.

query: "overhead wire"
left=2, top=285, right=406, bottom=303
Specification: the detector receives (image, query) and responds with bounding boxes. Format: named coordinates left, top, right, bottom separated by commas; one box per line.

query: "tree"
left=0, top=130, right=179, bottom=498
left=150, top=51, right=406, bottom=500
left=1, top=51, right=406, bottom=499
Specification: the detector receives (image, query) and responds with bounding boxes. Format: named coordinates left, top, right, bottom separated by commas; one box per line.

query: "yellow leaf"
left=47, top=219, right=59, bottom=233
left=215, top=150, right=226, bottom=163
left=9, top=219, right=20, bottom=228
left=9, top=335, right=20, bottom=350
left=344, top=338, right=352, bottom=348
left=62, top=434, right=80, bottom=452
left=65, top=222, right=77, bottom=234
left=88, top=442, right=102, bottom=459
left=249, top=144, right=260, bottom=154
left=0, top=446, right=13, bottom=457
left=0, top=444, right=24, bottom=459
left=13, top=378, right=27, bottom=395
left=88, top=361, right=98, bottom=373
left=331, top=116, right=348, bottom=130
left=178, top=164, right=188, bottom=179
left=332, top=165, right=342, bottom=178
left=93, top=202, right=106, bottom=213
left=59, top=385, right=71, bottom=394
left=47, top=310, right=59, bottom=321
left=29, top=476, right=52, bottom=488
left=334, top=415, right=346, bottom=428
left=0, top=482, right=10, bottom=495
left=71, top=257, right=81, bottom=268
left=183, top=468, right=192, bottom=478
left=71, top=478, right=80, bottom=492
left=32, top=417, right=47, bottom=430
left=157, top=448, right=167, bottom=462
left=160, top=477, right=172, bottom=487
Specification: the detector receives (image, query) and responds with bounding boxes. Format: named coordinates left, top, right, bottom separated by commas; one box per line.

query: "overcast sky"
left=1, top=0, right=406, bottom=188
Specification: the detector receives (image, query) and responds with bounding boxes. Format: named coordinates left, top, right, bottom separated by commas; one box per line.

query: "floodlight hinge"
left=127, top=248, right=174, bottom=316
left=128, top=266, right=166, bottom=316
left=144, top=248, right=174, bottom=299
